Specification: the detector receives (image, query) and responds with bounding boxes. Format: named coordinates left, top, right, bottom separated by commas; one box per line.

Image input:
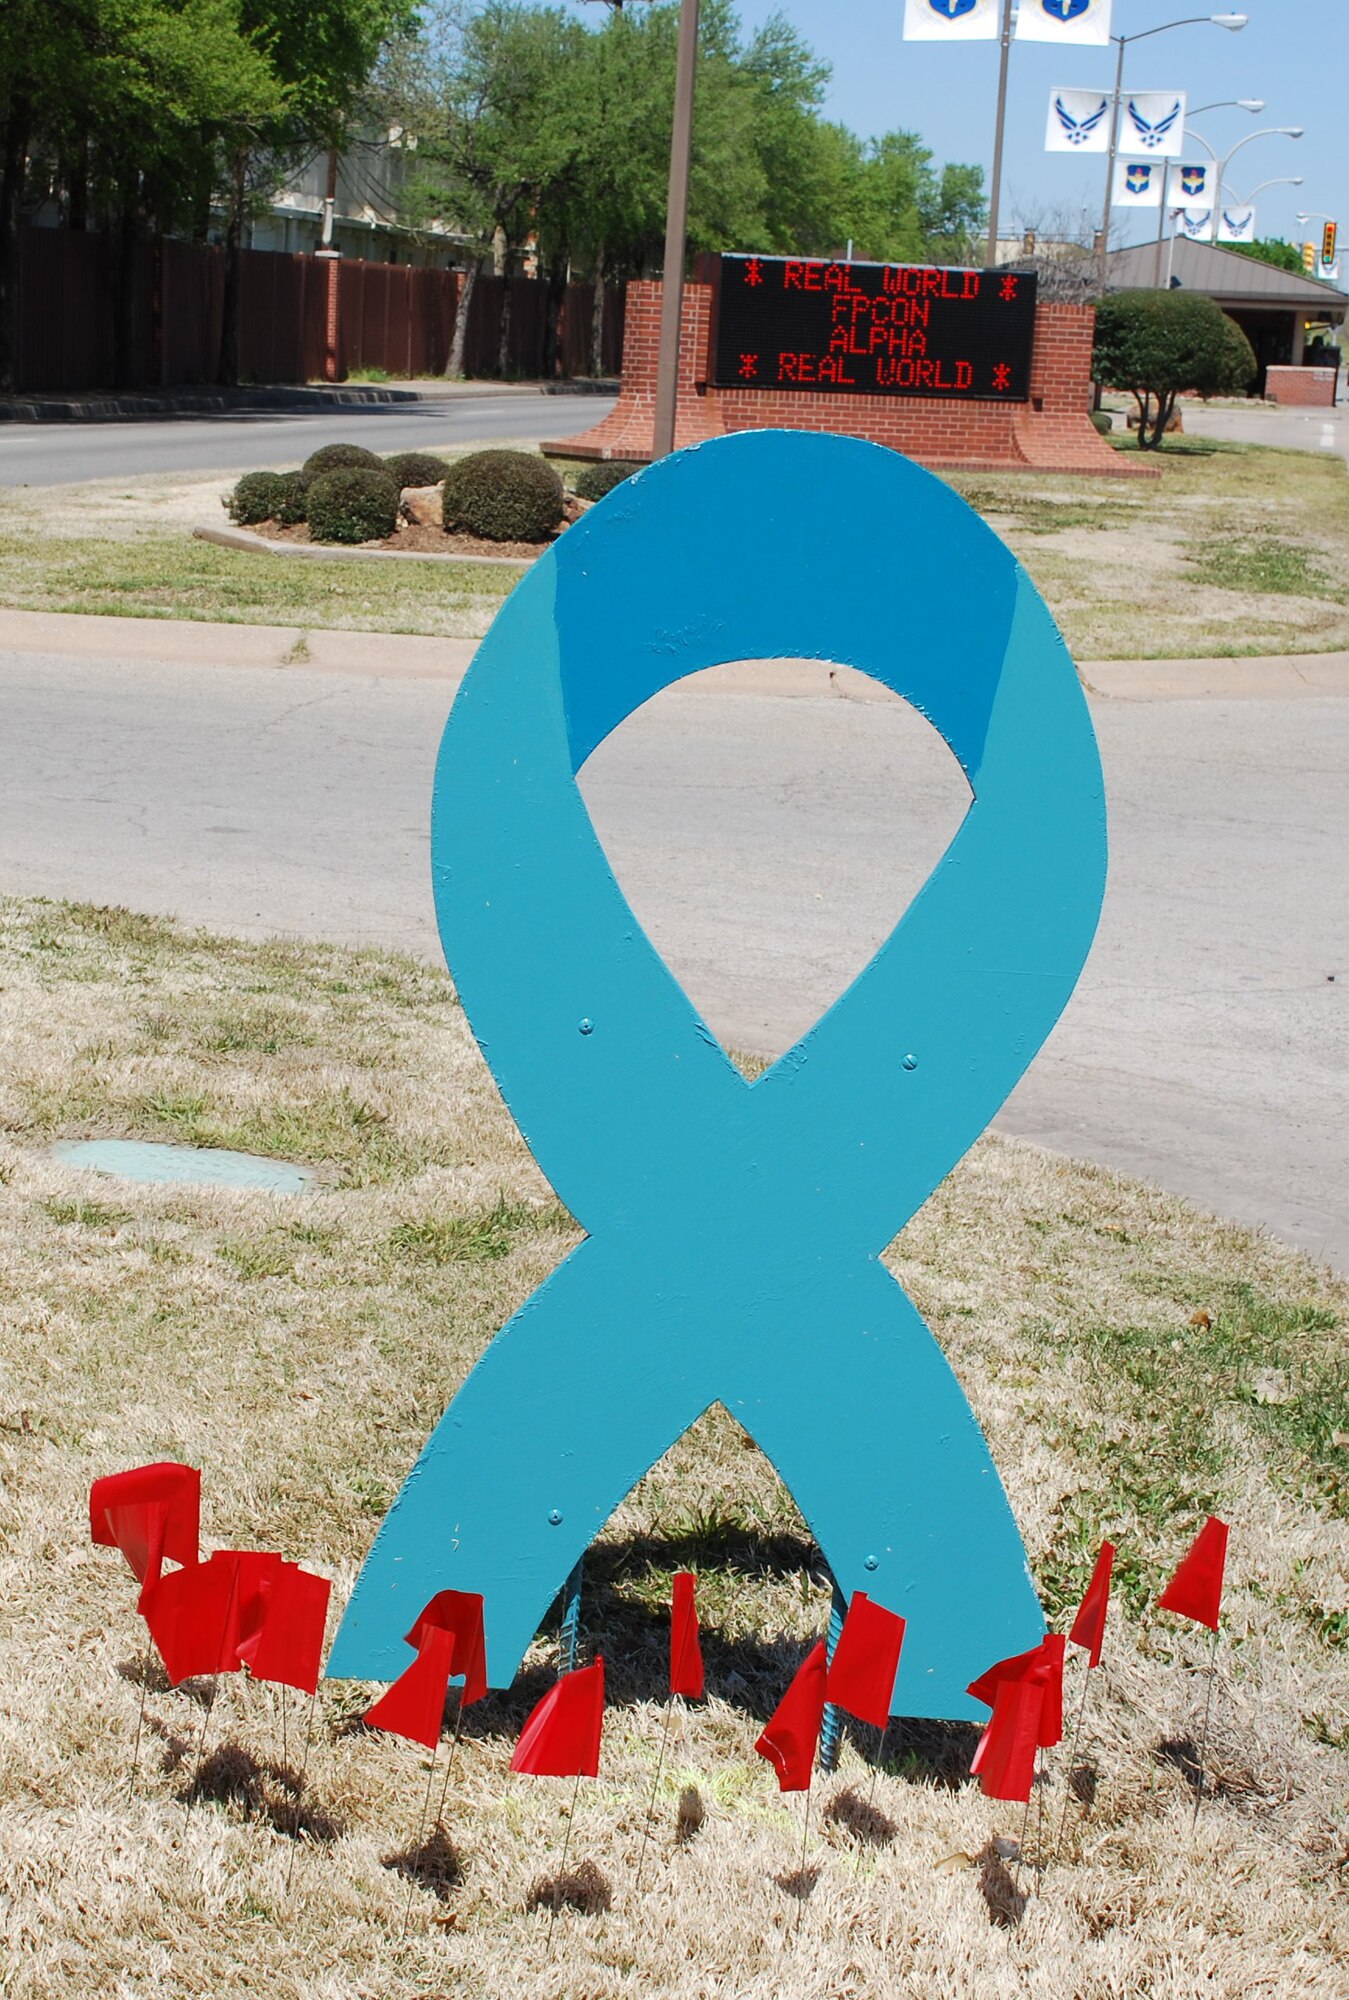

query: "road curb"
left=0, top=380, right=620, bottom=424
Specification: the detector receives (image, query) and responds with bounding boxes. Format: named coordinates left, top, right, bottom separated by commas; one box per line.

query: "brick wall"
left=1265, top=365, right=1337, bottom=408
left=544, top=278, right=1153, bottom=478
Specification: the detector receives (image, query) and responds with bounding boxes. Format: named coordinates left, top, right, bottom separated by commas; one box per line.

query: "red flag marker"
left=366, top=1626, right=458, bottom=1751
left=511, top=1659, right=606, bottom=1778
left=670, top=1571, right=704, bottom=1701
left=143, top=1550, right=277, bottom=1686
left=970, top=1674, right=1043, bottom=1804
left=755, top=1641, right=828, bottom=1793
left=825, top=1592, right=906, bottom=1731
left=1068, top=1543, right=1114, bottom=1669
left=90, top=1462, right=200, bottom=1608
left=968, top=1633, right=1065, bottom=1749
left=407, top=1590, right=488, bottom=1707
left=1158, top=1517, right=1229, bottom=1631
left=237, top=1563, right=332, bottom=1696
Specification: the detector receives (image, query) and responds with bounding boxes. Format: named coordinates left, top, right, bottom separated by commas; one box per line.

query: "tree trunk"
left=111, top=182, right=141, bottom=389
left=543, top=253, right=567, bottom=379
left=447, top=258, right=479, bottom=378
left=590, top=245, right=606, bottom=377
left=0, top=97, right=30, bottom=394
left=496, top=257, right=513, bottom=378
left=217, top=147, right=248, bottom=387
left=492, top=221, right=507, bottom=277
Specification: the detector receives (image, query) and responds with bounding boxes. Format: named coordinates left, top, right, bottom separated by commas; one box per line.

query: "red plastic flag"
left=143, top=1550, right=278, bottom=1686
left=510, top=1659, right=606, bottom=1778
left=406, top=1590, right=488, bottom=1707
left=755, top=1641, right=828, bottom=1793
left=1158, top=1516, right=1229, bottom=1631
left=237, top=1563, right=332, bottom=1696
left=968, top=1634, right=1065, bottom=1749
left=670, top=1571, right=704, bottom=1700
left=970, top=1675, right=1043, bottom=1804
left=89, top=1462, right=200, bottom=1607
left=1068, top=1542, right=1115, bottom=1669
left=365, top=1625, right=457, bottom=1750
left=825, top=1592, right=906, bottom=1731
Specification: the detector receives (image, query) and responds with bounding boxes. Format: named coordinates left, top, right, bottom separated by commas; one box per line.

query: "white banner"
left=1170, top=161, right=1213, bottom=205
left=1046, top=88, right=1112, bottom=152
left=1218, top=205, right=1257, bottom=244
left=1175, top=208, right=1215, bottom=242
left=1017, top=0, right=1112, bottom=43
left=1120, top=91, right=1187, bottom=157
left=1113, top=158, right=1164, bottom=208
left=903, top=0, right=998, bottom=38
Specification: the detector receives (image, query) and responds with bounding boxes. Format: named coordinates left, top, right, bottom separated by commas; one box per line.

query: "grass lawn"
left=0, top=895, right=1345, bottom=1997
left=1, top=431, right=1347, bottom=658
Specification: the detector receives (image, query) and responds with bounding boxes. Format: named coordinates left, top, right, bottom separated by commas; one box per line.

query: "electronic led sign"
left=711, top=254, right=1038, bottom=403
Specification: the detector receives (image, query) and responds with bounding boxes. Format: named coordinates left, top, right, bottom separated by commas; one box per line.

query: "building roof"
left=1104, top=238, right=1347, bottom=319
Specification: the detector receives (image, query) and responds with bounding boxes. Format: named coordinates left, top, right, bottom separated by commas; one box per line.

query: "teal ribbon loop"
left=328, top=431, right=1107, bottom=1721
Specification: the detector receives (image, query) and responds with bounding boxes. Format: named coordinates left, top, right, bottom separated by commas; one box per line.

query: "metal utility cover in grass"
left=51, top=1137, right=314, bottom=1194
left=328, top=429, right=1108, bottom=1722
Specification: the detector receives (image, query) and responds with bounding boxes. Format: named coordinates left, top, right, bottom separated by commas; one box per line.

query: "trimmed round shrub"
left=306, top=466, right=399, bottom=544
left=441, top=449, right=564, bottom=543
left=384, top=450, right=451, bottom=490
left=573, top=460, right=642, bottom=503
left=300, top=441, right=383, bottom=482
left=227, top=471, right=290, bottom=525
left=274, top=471, right=310, bottom=525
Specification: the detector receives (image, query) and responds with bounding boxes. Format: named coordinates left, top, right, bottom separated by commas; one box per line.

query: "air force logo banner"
left=1122, top=91, right=1187, bottom=158
left=1017, top=0, right=1112, bottom=44
left=1113, top=158, right=1162, bottom=208
left=1218, top=205, right=1256, bottom=244
left=1176, top=208, right=1215, bottom=242
left=1172, top=162, right=1210, bottom=202
left=1045, top=88, right=1111, bottom=153
left=903, top=0, right=998, bottom=39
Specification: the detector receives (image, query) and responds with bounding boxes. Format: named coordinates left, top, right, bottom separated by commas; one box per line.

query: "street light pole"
left=652, top=0, right=700, bottom=461
left=1151, top=98, right=1262, bottom=286
left=985, top=0, right=1015, bottom=266
left=1099, top=15, right=1247, bottom=278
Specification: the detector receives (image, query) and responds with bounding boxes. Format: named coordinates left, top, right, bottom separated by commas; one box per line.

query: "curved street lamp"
left=1150, top=100, right=1265, bottom=282
left=1162, top=127, right=1303, bottom=284
left=1100, top=14, right=1248, bottom=265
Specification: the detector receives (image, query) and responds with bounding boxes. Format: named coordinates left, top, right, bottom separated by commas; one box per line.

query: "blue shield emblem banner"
left=1018, top=0, right=1112, bottom=41
left=903, top=0, right=998, bottom=37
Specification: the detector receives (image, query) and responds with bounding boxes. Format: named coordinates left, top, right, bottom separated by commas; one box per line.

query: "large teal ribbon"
left=328, top=430, right=1107, bottom=1721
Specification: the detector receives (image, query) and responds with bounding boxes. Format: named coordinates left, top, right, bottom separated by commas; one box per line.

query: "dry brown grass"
left=0, top=895, right=1346, bottom=1999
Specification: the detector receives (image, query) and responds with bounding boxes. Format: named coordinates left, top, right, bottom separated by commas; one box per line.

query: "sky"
left=716, top=0, right=1344, bottom=253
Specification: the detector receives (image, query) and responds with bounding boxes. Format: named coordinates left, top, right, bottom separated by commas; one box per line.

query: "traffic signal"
left=1321, top=221, right=1338, bottom=270
left=1302, top=241, right=1316, bottom=272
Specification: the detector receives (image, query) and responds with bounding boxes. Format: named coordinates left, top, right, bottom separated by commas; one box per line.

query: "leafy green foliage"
left=228, top=471, right=292, bottom=525
left=1093, top=291, right=1256, bottom=448
left=442, top=449, right=563, bottom=543
left=306, top=466, right=399, bottom=543
left=573, top=460, right=642, bottom=502
left=274, top=472, right=310, bottom=525
left=384, top=451, right=451, bottom=489
left=301, top=442, right=385, bottom=481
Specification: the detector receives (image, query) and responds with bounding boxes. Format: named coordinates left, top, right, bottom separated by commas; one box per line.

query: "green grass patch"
left=1187, top=536, right=1345, bottom=601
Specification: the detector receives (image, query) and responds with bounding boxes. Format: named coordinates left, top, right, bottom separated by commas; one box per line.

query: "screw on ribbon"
left=327, top=430, right=1107, bottom=1721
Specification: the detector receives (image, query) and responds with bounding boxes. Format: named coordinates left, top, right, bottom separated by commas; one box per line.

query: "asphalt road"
left=0, top=393, right=616, bottom=486
left=1181, top=400, right=1347, bottom=462
left=1, top=644, right=1344, bottom=1273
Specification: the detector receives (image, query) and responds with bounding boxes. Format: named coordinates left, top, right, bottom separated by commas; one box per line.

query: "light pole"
left=1099, top=14, right=1247, bottom=274
left=985, top=0, right=1016, bottom=266
left=1162, top=123, right=1302, bottom=282
left=1150, top=100, right=1263, bottom=285
left=1226, top=175, right=1303, bottom=203
left=652, top=0, right=700, bottom=461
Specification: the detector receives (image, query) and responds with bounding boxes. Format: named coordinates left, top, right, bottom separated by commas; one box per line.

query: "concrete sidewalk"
left=2, top=606, right=1347, bottom=702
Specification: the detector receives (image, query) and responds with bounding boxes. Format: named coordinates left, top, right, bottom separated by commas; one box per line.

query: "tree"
left=1093, top=289, right=1256, bottom=448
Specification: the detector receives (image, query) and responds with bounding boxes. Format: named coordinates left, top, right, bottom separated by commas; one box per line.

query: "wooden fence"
left=11, top=228, right=624, bottom=392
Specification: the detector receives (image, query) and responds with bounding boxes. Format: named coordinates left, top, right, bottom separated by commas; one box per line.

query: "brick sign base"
left=544, top=279, right=1151, bottom=479
left=1264, top=365, right=1338, bottom=408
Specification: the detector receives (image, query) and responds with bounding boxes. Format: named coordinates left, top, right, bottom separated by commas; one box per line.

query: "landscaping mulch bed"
left=249, top=519, right=560, bottom=562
